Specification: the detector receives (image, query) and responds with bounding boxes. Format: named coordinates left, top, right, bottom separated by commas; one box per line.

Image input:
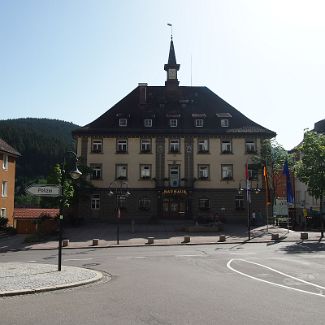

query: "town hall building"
left=73, top=37, right=276, bottom=223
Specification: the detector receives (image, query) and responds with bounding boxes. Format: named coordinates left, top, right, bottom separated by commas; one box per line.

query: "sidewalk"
left=0, top=262, right=103, bottom=297
left=1, top=223, right=323, bottom=251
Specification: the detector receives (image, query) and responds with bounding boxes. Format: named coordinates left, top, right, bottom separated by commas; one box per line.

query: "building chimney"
left=138, top=83, right=147, bottom=105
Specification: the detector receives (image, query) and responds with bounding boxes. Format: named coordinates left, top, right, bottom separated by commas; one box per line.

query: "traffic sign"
left=25, top=184, right=62, bottom=197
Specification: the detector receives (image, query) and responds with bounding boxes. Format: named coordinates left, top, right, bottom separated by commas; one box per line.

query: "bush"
left=0, top=217, right=8, bottom=228
left=3, top=226, right=17, bottom=235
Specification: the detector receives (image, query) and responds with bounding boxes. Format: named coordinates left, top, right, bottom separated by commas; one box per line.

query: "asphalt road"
left=1, top=241, right=325, bottom=325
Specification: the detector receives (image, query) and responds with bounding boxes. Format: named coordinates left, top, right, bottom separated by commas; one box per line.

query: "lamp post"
left=58, top=151, right=82, bottom=271
left=238, top=180, right=261, bottom=240
left=108, top=180, right=131, bottom=245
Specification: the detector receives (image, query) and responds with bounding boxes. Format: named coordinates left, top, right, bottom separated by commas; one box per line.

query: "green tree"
left=295, top=130, right=325, bottom=236
left=254, top=139, right=290, bottom=203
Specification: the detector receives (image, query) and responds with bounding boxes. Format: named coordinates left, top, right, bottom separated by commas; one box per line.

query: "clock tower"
left=164, top=37, right=180, bottom=87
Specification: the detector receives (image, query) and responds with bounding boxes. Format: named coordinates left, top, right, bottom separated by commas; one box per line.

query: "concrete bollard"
left=272, top=234, right=279, bottom=240
left=92, top=239, right=99, bottom=246
left=62, top=239, right=69, bottom=247
left=219, top=235, right=226, bottom=242
left=301, top=232, right=308, bottom=240
left=147, top=237, right=155, bottom=244
left=183, top=235, right=190, bottom=243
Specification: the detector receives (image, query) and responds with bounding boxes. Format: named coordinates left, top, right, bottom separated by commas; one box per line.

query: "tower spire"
left=164, top=24, right=180, bottom=87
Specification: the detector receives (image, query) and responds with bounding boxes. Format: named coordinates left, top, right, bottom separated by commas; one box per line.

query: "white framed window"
left=199, top=198, right=210, bottom=209
left=245, top=140, right=256, bottom=153
left=116, top=164, right=127, bottom=179
left=119, top=118, right=128, bottom=127
left=91, top=139, right=103, bottom=153
left=169, top=139, right=180, bottom=153
left=3, top=154, right=8, bottom=170
left=235, top=195, right=244, bottom=210
left=221, top=140, right=232, bottom=153
left=91, top=194, right=100, bottom=210
left=198, top=139, right=209, bottom=153
left=169, top=119, right=178, bottom=127
left=198, top=165, right=209, bottom=180
left=2, top=181, right=8, bottom=197
left=140, top=139, right=151, bottom=153
left=248, top=164, right=258, bottom=181
left=221, top=164, right=233, bottom=180
left=139, top=198, right=151, bottom=210
left=144, top=119, right=152, bottom=127
left=140, top=164, right=151, bottom=179
left=195, top=119, right=204, bottom=127
left=220, top=119, right=229, bottom=127
left=116, top=139, right=128, bottom=153
left=90, top=164, right=102, bottom=180
left=0, top=208, right=6, bottom=218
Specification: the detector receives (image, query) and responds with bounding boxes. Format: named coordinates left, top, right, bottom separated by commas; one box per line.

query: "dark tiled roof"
left=0, top=138, right=21, bottom=156
left=73, top=86, right=276, bottom=138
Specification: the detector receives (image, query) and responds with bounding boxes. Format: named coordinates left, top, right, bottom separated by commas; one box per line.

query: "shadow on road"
left=280, top=240, right=325, bottom=254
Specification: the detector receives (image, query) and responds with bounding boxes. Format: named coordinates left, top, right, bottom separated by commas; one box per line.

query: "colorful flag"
left=263, top=165, right=271, bottom=205
left=283, top=160, right=294, bottom=204
left=245, top=162, right=251, bottom=203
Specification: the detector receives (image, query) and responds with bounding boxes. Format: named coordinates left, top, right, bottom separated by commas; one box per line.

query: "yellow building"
left=73, top=38, right=276, bottom=223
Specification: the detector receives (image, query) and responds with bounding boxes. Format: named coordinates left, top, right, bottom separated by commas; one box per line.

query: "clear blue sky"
left=1, top=0, right=324, bottom=150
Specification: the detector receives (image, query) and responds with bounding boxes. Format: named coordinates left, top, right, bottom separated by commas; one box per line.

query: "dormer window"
left=119, top=118, right=128, bottom=127
left=169, top=119, right=178, bottom=127
left=144, top=119, right=152, bottom=127
left=195, top=119, right=204, bottom=127
left=221, top=119, right=229, bottom=127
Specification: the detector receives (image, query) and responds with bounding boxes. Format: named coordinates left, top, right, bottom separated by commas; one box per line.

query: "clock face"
left=168, top=69, right=176, bottom=79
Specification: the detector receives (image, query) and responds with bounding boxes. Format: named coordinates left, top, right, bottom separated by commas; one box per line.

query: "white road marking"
left=227, top=258, right=325, bottom=298
left=64, top=258, right=93, bottom=261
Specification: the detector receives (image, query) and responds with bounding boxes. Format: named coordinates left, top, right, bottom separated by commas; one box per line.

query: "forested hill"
left=0, top=118, right=80, bottom=191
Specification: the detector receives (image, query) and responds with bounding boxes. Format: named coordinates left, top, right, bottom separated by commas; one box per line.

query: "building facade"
left=0, top=138, right=20, bottom=226
left=73, top=39, right=276, bottom=223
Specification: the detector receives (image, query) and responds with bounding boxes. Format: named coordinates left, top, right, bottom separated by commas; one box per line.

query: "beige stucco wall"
left=77, top=136, right=262, bottom=190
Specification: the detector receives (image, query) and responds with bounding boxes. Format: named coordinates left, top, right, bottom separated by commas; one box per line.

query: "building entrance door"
left=162, top=198, right=186, bottom=218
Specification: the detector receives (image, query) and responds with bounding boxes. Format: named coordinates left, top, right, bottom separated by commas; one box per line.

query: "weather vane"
left=167, top=23, right=173, bottom=40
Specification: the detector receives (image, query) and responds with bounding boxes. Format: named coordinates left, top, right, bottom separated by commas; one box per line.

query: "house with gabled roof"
left=72, top=37, right=276, bottom=223
left=0, top=138, right=20, bottom=226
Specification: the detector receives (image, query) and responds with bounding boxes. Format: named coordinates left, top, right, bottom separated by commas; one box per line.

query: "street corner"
left=0, top=262, right=105, bottom=297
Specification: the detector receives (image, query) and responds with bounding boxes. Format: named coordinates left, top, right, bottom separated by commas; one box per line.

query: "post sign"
left=26, top=184, right=62, bottom=197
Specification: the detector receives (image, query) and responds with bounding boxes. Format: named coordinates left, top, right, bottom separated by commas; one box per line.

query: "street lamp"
left=58, top=151, right=82, bottom=271
left=108, top=180, right=131, bottom=245
left=238, top=180, right=261, bottom=240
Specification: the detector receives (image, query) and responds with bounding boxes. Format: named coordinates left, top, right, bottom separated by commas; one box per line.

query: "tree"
left=295, top=130, right=325, bottom=236
left=254, top=139, right=290, bottom=203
